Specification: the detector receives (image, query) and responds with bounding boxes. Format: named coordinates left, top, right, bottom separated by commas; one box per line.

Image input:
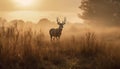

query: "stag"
left=49, top=17, right=66, bottom=40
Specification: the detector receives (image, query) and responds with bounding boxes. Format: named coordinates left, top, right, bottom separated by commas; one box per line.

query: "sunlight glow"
left=13, top=0, right=35, bottom=7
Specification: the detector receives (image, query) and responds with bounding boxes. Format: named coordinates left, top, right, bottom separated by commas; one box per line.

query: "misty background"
left=0, top=0, right=120, bottom=44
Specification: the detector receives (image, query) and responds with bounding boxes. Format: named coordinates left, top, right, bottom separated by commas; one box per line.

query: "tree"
left=79, top=0, right=120, bottom=26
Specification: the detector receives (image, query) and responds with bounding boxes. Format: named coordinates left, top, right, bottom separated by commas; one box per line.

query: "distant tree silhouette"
left=79, top=0, right=120, bottom=26
left=0, top=17, right=7, bottom=24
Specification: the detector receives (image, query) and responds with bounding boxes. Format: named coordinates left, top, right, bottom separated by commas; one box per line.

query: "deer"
left=49, top=17, right=66, bottom=40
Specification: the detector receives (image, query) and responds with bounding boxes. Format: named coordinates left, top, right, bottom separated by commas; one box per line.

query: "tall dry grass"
left=0, top=23, right=120, bottom=69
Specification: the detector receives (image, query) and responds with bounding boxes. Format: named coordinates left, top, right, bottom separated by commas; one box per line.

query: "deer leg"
left=57, top=36, right=60, bottom=40
left=50, top=36, right=52, bottom=41
left=53, top=37, right=56, bottom=40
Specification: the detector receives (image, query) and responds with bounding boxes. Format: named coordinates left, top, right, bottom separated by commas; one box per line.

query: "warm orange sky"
left=0, top=0, right=83, bottom=23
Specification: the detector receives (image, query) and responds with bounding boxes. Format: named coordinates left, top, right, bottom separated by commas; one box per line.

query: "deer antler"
left=57, top=17, right=60, bottom=25
left=62, top=17, right=66, bottom=25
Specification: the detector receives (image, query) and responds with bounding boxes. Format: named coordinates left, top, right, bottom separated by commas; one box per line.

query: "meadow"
left=0, top=19, right=120, bottom=69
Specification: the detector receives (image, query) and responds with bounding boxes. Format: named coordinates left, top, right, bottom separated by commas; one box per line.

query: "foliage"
left=79, top=0, right=120, bottom=26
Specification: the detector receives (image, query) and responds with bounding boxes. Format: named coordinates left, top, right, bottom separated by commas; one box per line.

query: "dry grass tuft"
left=0, top=23, right=120, bottom=69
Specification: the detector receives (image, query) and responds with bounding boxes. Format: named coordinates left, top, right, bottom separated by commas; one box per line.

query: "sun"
left=14, top=0, right=34, bottom=7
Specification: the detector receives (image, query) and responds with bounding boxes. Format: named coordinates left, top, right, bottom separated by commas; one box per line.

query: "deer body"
left=49, top=17, right=66, bottom=40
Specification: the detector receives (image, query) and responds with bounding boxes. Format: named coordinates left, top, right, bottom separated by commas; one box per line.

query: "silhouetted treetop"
left=79, top=0, right=120, bottom=26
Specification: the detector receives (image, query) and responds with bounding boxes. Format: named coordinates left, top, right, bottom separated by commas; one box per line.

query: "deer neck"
left=58, top=27, right=63, bottom=32
left=59, top=26, right=63, bottom=29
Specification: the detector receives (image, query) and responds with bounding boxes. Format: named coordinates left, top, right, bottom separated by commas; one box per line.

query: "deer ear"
left=57, top=17, right=60, bottom=25
left=62, top=22, right=65, bottom=25
left=57, top=22, right=60, bottom=25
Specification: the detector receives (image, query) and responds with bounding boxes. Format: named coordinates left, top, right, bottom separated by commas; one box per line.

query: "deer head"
left=57, top=17, right=66, bottom=29
left=57, top=17, right=66, bottom=25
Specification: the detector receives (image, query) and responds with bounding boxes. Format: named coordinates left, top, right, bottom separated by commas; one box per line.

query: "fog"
left=0, top=17, right=120, bottom=45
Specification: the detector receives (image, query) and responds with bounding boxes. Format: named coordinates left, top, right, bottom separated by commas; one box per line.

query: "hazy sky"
left=0, top=0, right=82, bottom=23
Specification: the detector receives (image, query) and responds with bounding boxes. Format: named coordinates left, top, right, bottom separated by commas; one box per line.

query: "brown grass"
left=0, top=23, right=120, bottom=69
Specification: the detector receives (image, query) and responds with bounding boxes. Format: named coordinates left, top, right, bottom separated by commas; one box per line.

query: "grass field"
left=0, top=22, right=120, bottom=69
